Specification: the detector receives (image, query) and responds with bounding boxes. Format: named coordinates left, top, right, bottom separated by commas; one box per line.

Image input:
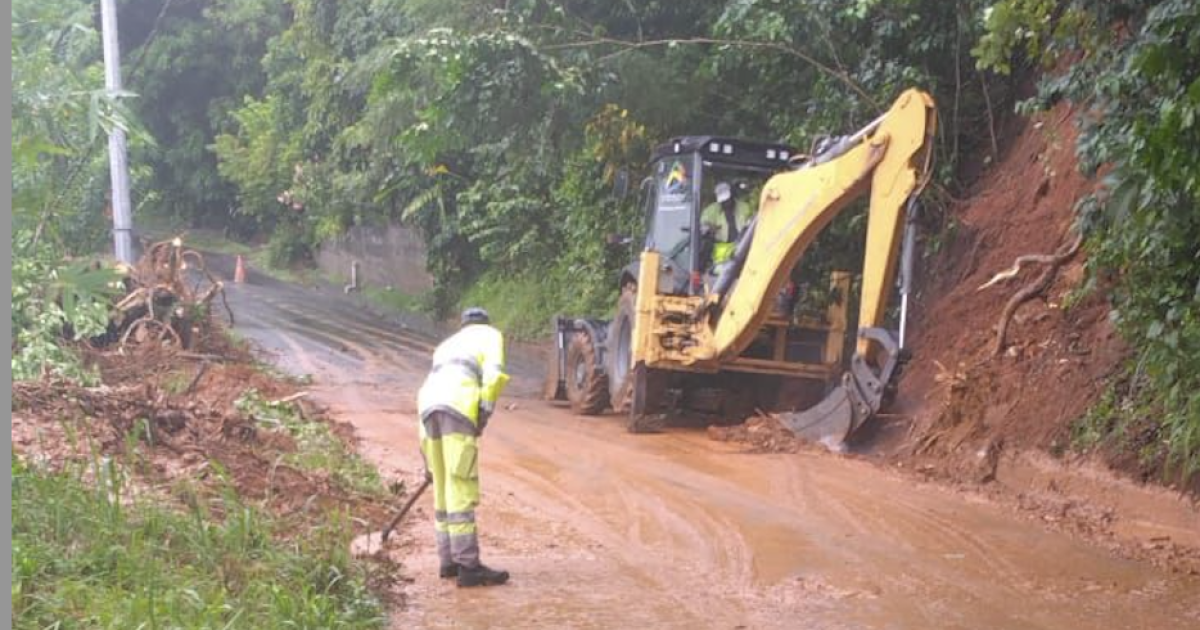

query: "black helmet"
left=461, top=307, right=490, bottom=326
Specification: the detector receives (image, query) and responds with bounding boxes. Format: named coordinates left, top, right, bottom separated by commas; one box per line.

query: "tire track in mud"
left=264, top=298, right=439, bottom=357
left=794, top=463, right=1032, bottom=592
left=390, top=451, right=725, bottom=629
left=233, top=291, right=433, bottom=381
left=493, top=419, right=869, bottom=625
left=473, top=414, right=772, bottom=623
left=743, top=448, right=1198, bottom=629
left=771, top=459, right=1042, bottom=622
left=479, top=445, right=760, bottom=627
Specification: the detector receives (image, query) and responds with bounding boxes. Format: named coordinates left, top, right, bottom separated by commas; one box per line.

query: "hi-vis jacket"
left=417, top=323, right=510, bottom=434
left=701, top=199, right=753, bottom=264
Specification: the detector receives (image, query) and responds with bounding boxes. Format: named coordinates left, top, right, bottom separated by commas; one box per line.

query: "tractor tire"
left=607, top=285, right=638, bottom=413
left=565, top=332, right=609, bottom=415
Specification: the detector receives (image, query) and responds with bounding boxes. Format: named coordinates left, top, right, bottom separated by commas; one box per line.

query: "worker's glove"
left=478, top=401, right=495, bottom=435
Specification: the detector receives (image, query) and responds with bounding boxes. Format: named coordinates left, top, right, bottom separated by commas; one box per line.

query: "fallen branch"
left=218, top=288, right=235, bottom=326
left=121, top=317, right=183, bottom=349
left=178, top=352, right=229, bottom=362
left=271, top=391, right=309, bottom=405
left=992, top=234, right=1083, bottom=356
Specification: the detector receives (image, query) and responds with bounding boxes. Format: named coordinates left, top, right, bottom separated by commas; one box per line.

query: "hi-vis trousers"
left=420, top=410, right=481, bottom=568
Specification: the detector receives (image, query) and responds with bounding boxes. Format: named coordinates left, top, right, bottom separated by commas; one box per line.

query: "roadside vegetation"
left=236, top=389, right=388, bottom=497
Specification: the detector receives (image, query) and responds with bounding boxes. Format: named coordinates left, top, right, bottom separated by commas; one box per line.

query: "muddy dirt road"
left=224, top=272, right=1199, bottom=630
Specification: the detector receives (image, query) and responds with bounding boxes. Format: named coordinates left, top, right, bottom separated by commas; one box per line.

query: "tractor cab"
left=637, top=136, right=800, bottom=296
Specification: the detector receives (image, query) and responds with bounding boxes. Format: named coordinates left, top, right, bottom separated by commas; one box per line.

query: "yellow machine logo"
left=665, top=161, right=688, bottom=193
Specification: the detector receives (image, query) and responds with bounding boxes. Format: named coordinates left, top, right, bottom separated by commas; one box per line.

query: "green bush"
left=11, top=242, right=123, bottom=384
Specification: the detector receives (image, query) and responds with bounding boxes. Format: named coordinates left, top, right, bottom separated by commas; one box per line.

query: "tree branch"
left=978, top=69, right=999, bottom=160
left=540, top=35, right=879, bottom=111
left=127, top=0, right=178, bottom=80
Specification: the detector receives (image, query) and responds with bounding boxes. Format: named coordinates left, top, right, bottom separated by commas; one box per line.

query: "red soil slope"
left=891, top=103, right=1127, bottom=480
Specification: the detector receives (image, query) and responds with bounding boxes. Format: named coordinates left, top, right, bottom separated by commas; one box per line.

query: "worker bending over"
left=417, top=307, right=511, bottom=587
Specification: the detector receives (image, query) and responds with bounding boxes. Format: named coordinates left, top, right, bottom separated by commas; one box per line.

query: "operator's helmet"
left=715, top=181, right=733, bottom=204
left=461, top=307, right=491, bottom=327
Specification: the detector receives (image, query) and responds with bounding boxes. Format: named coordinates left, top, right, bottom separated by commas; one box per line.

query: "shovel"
left=352, top=476, right=432, bottom=556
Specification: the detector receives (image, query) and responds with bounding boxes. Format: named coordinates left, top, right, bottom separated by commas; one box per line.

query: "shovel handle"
left=381, top=477, right=432, bottom=543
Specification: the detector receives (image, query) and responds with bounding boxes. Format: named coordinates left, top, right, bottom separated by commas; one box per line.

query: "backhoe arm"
left=704, top=89, right=936, bottom=449
left=707, top=89, right=936, bottom=361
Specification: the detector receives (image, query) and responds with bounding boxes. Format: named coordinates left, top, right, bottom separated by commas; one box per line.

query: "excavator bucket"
left=778, top=328, right=902, bottom=451
left=777, top=376, right=857, bottom=451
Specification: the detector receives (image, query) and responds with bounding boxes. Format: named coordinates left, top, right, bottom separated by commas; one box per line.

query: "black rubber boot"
left=456, top=564, right=510, bottom=588
left=439, top=564, right=459, bottom=579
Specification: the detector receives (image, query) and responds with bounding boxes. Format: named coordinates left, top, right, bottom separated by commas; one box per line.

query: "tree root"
left=990, top=233, right=1083, bottom=356
left=109, top=237, right=234, bottom=350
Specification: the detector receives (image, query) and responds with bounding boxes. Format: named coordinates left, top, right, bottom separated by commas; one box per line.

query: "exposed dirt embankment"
left=893, top=103, right=1120, bottom=473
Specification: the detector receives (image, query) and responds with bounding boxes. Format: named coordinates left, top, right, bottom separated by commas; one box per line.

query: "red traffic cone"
left=234, top=255, right=247, bottom=284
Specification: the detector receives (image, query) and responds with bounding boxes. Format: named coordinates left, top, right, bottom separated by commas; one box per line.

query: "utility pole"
left=100, top=0, right=134, bottom=264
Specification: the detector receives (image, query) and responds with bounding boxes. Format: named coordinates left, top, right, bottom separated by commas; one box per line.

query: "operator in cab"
left=701, top=180, right=753, bottom=274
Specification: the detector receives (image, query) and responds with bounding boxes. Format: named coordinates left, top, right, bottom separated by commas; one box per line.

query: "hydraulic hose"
left=898, top=197, right=919, bottom=348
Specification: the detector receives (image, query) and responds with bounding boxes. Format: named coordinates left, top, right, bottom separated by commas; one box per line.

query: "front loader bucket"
left=779, top=328, right=901, bottom=451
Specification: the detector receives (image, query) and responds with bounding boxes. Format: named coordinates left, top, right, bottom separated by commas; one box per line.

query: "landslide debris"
left=104, top=237, right=235, bottom=350
left=707, top=414, right=804, bottom=453
left=13, top=264, right=401, bottom=535
left=894, top=103, right=1125, bottom=477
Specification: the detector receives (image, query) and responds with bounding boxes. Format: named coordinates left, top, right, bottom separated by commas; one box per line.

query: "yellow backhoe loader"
left=547, top=89, right=937, bottom=450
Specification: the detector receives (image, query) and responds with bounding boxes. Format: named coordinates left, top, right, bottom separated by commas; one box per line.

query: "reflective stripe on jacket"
left=417, top=323, right=510, bottom=430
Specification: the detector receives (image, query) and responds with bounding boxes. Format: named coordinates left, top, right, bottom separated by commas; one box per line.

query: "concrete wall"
left=316, top=223, right=434, bottom=294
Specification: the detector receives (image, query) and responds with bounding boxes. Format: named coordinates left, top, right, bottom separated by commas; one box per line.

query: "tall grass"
left=12, top=456, right=386, bottom=629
